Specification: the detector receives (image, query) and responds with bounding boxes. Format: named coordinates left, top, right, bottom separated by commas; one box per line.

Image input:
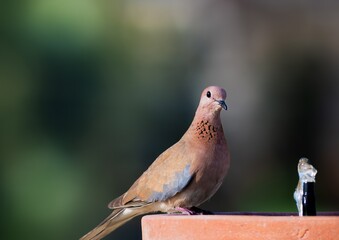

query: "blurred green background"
left=1, top=1, right=339, bottom=239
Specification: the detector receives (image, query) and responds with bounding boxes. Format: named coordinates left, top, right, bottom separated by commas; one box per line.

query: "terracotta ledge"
left=142, top=212, right=339, bottom=240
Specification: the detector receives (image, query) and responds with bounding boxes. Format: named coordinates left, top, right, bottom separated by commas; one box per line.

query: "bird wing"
left=108, top=140, right=194, bottom=209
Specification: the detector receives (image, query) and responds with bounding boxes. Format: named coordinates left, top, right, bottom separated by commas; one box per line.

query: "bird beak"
left=217, top=100, right=227, bottom=110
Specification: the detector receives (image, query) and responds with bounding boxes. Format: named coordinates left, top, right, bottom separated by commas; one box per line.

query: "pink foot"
left=172, top=207, right=213, bottom=215
left=174, top=207, right=195, bottom=215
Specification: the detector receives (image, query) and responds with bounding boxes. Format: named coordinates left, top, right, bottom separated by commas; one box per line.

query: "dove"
left=80, top=86, right=230, bottom=240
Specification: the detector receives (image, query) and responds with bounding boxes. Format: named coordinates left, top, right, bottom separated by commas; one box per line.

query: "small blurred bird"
left=293, top=158, right=317, bottom=216
left=80, top=86, right=230, bottom=240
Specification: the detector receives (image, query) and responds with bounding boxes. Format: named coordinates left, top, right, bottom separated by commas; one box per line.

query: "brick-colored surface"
left=142, top=214, right=339, bottom=240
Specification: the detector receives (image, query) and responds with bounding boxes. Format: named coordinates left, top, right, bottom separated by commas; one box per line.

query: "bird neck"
left=187, top=111, right=224, bottom=143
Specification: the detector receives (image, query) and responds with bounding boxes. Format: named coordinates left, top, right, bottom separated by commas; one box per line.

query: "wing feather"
left=108, top=140, right=194, bottom=209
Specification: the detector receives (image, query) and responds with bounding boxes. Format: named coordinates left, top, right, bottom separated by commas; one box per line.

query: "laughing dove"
left=81, top=86, right=230, bottom=240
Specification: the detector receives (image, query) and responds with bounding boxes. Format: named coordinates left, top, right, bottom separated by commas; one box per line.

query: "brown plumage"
left=80, top=86, right=230, bottom=240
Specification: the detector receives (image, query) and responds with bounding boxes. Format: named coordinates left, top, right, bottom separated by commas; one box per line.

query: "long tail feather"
left=80, top=208, right=144, bottom=240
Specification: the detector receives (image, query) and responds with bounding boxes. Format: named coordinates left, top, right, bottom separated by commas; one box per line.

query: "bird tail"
left=80, top=207, right=145, bottom=240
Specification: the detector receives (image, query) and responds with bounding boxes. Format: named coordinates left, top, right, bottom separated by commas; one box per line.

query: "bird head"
left=198, top=86, right=227, bottom=113
left=298, top=158, right=317, bottom=183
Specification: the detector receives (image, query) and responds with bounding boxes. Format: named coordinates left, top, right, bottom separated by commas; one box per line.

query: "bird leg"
left=174, top=206, right=214, bottom=215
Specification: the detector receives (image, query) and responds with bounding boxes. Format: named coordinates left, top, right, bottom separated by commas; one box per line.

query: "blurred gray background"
left=1, top=0, right=339, bottom=239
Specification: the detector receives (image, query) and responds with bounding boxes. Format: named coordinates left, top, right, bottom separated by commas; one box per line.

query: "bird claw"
left=174, top=206, right=214, bottom=215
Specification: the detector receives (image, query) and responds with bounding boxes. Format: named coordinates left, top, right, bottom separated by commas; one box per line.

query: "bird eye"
left=206, top=91, right=211, bottom=98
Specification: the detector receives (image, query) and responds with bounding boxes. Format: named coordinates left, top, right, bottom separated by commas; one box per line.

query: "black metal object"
left=302, top=182, right=316, bottom=216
